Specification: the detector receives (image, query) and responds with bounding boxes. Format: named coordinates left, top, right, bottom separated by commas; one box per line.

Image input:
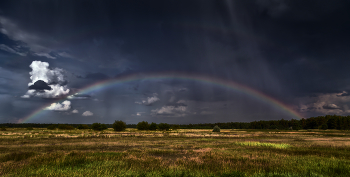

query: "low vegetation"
left=58, top=124, right=75, bottom=130
left=212, top=125, right=220, bottom=132
left=47, top=125, right=56, bottom=130
left=0, top=128, right=350, bottom=176
left=136, top=121, right=149, bottom=130
left=149, top=122, right=158, bottom=130
left=91, top=123, right=108, bottom=131
left=158, top=123, right=170, bottom=131
left=77, top=124, right=90, bottom=129
left=113, top=120, right=126, bottom=131
left=26, top=127, right=33, bottom=130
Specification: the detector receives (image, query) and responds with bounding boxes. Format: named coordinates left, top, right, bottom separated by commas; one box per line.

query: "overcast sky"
left=0, top=0, right=350, bottom=124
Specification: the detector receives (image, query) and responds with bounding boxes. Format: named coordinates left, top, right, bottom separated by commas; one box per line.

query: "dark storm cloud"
left=165, top=102, right=187, bottom=107
left=28, top=80, right=52, bottom=91
left=114, top=68, right=135, bottom=78
left=251, top=0, right=350, bottom=96
left=85, top=73, right=109, bottom=80
left=178, top=88, right=188, bottom=92
left=0, top=0, right=350, bottom=123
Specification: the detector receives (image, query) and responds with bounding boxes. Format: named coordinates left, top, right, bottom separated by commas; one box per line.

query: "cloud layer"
left=298, top=91, right=350, bottom=115
left=151, top=105, right=188, bottom=117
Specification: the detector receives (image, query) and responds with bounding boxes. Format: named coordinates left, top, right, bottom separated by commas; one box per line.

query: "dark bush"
left=137, top=121, right=149, bottom=130
left=26, top=127, right=33, bottom=130
left=47, top=125, right=56, bottom=130
left=213, top=125, right=220, bottom=132
left=171, top=124, right=180, bottom=130
left=91, top=123, right=108, bottom=131
left=149, top=122, right=158, bottom=130
left=100, top=124, right=107, bottom=130
left=113, top=120, right=126, bottom=131
left=0, top=127, right=6, bottom=131
left=158, top=123, right=170, bottom=131
left=77, top=124, right=90, bottom=129
left=58, top=124, right=75, bottom=130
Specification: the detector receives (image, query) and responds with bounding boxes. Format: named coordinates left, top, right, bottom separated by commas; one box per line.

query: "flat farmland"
left=0, top=128, right=350, bottom=176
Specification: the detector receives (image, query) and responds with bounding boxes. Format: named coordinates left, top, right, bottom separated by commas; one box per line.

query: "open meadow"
left=1, top=128, right=350, bottom=177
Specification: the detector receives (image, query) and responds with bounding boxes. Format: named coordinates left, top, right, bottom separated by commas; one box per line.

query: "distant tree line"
left=1, top=115, right=350, bottom=130
left=0, top=123, right=136, bottom=129
left=177, top=115, right=350, bottom=130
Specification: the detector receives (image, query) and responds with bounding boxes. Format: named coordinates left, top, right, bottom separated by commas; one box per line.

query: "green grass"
left=234, top=141, right=292, bottom=149
left=0, top=128, right=350, bottom=176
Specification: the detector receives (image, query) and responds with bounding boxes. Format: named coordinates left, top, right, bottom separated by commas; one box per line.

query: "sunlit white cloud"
left=135, top=93, right=160, bottom=106
left=20, top=95, right=30, bottom=99
left=136, top=112, right=145, bottom=116
left=82, top=111, right=93, bottom=116
left=45, top=100, right=71, bottom=111
left=67, top=93, right=91, bottom=100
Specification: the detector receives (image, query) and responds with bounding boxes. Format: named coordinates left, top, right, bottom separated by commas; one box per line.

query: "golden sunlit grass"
left=1, top=128, right=350, bottom=176
left=234, top=141, right=292, bottom=149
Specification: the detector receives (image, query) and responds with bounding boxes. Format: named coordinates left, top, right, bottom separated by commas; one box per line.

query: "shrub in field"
left=171, top=124, right=180, bottom=130
left=58, top=124, right=75, bottom=130
left=0, top=127, right=6, bottom=131
left=158, top=123, right=170, bottom=131
left=47, top=125, right=56, bottom=130
left=100, top=124, right=107, bottom=130
left=26, top=127, right=33, bottom=130
left=91, top=123, right=108, bottom=131
left=149, top=122, right=158, bottom=130
left=77, top=124, right=90, bottom=129
left=137, top=121, right=149, bottom=130
left=213, top=125, right=220, bottom=132
left=113, top=120, right=126, bottom=131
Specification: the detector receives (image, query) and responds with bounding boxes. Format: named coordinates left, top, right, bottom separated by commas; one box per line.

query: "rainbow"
left=21, top=72, right=302, bottom=123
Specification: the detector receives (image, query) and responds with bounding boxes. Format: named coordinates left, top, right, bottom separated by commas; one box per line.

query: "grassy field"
left=0, top=128, right=350, bottom=176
